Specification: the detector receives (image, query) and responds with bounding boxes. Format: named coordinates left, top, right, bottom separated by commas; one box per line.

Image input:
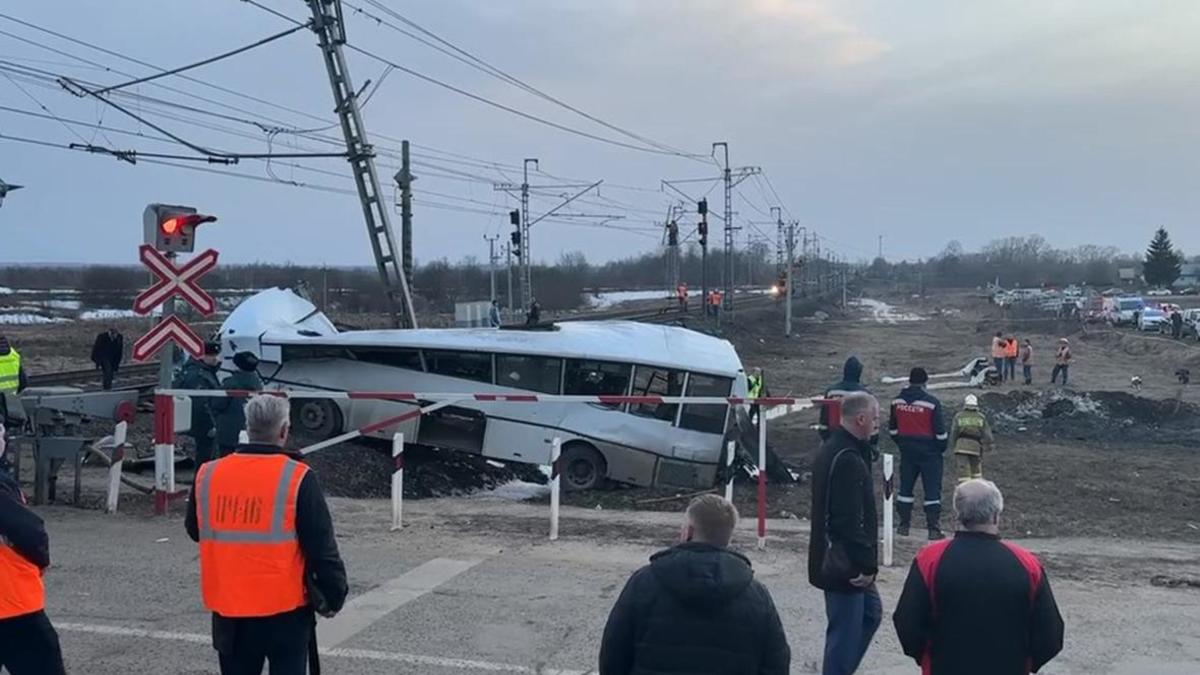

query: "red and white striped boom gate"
left=152, top=388, right=820, bottom=544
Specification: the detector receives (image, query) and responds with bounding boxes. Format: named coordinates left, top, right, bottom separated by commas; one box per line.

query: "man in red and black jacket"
left=888, top=367, right=948, bottom=540
left=893, top=479, right=1064, bottom=675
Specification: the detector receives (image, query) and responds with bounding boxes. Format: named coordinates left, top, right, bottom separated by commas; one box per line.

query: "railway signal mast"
left=305, top=0, right=417, bottom=328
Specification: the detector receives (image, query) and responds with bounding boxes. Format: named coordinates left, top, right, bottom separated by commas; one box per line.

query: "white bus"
left=218, top=289, right=747, bottom=490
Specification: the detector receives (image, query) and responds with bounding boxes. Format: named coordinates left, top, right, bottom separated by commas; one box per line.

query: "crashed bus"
left=217, top=289, right=748, bottom=490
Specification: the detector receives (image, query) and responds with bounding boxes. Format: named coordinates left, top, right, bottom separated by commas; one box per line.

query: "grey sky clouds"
left=1, top=0, right=1196, bottom=266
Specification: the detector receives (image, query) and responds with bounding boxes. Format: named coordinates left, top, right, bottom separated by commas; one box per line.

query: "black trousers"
left=214, top=609, right=314, bottom=675
left=897, top=450, right=944, bottom=528
left=0, top=610, right=67, bottom=675
left=100, top=363, right=116, bottom=390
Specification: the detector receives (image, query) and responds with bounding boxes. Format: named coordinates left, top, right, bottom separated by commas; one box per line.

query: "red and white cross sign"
left=133, top=244, right=219, bottom=316
left=132, top=315, right=205, bottom=362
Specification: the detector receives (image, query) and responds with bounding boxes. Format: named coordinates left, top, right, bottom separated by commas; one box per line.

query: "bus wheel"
left=292, top=399, right=342, bottom=439
left=560, top=443, right=606, bottom=491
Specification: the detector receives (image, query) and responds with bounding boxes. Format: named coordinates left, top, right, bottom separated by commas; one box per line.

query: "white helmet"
left=964, top=394, right=979, bottom=408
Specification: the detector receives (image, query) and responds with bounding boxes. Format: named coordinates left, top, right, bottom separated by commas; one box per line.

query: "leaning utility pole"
left=484, top=233, right=499, bottom=301
left=305, top=0, right=416, bottom=327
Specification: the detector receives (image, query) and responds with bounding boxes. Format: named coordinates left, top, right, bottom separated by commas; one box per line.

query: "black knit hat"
left=232, top=351, right=259, bottom=371
left=203, top=342, right=221, bottom=356
left=909, top=367, right=929, bottom=385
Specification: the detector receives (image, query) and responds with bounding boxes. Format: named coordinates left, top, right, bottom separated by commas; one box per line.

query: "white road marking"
left=319, top=557, right=482, bottom=648
left=55, top=622, right=589, bottom=674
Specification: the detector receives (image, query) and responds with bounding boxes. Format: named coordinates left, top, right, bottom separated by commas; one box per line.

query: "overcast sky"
left=2, top=0, right=1198, bottom=266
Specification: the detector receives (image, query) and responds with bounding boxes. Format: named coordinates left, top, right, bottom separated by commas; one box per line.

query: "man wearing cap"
left=1050, top=338, right=1072, bottom=386
left=173, top=342, right=222, bottom=465
left=213, top=352, right=264, bottom=459
left=947, top=395, right=994, bottom=483
left=888, top=367, right=949, bottom=540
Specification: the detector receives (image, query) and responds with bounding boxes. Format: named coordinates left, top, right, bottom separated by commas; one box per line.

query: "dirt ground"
left=565, top=286, right=1200, bottom=544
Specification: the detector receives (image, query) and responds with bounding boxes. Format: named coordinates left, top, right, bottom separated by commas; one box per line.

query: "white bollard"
left=883, top=453, right=895, bottom=567
left=105, top=421, right=128, bottom=514
left=756, top=412, right=768, bottom=550
left=723, top=440, right=736, bottom=502
left=549, top=437, right=561, bottom=541
left=391, top=433, right=404, bottom=531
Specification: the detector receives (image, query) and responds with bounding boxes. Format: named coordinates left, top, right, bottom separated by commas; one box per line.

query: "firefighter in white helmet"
left=946, top=394, right=994, bottom=483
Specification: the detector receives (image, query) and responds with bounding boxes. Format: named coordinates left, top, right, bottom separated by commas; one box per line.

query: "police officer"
left=212, top=352, right=264, bottom=458
left=947, top=394, right=994, bottom=483
left=186, top=394, right=347, bottom=675
left=0, top=426, right=67, bottom=675
left=173, top=342, right=222, bottom=465
left=888, top=367, right=949, bottom=540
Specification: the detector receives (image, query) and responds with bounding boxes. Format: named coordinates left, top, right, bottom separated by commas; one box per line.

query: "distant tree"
left=1142, top=227, right=1183, bottom=287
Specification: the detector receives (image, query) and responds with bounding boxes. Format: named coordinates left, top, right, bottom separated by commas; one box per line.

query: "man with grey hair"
left=599, top=494, right=790, bottom=674
left=893, top=479, right=1064, bottom=675
left=186, top=394, right=348, bottom=675
left=809, top=391, right=881, bottom=674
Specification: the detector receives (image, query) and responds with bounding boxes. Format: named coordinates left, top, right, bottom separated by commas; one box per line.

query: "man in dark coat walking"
left=598, top=494, right=790, bottom=675
left=809, top=391, right=882, bottom=675
left=90, top=327, right=124, bottom=390
left=212, top=352, right=264, bottom=458
left=894, top=479, right=1064, bottom=675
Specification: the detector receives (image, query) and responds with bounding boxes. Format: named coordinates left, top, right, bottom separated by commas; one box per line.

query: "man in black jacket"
left=598, top=494, right=790, bottom=675
left=809, top=391, right=881, bottom=675
left=90, top=327, right=123, bottom=391
left=894, top=479, right=1064, bottom=675
left=816, top=356, right=868, bottom=440
left=0, top=429, right=67, bottom=675
left=186, top=394, right=348, bottom=675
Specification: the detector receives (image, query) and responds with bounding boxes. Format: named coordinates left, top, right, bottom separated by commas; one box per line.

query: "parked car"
left=1182, top=309, right=1200, bottom=341
left=1138, top=308, right=1168, bottom=332
left=1146, top=288, right=1173, bottom=297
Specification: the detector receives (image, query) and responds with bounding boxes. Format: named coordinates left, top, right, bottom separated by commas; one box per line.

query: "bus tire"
left=292, top=399, right=342, bottom=440
left=559, top=442, right=607, bottom=492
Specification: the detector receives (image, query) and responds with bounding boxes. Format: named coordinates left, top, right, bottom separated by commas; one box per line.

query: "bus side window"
left=346, top=347, right=424, bottom=371
left=564, top=359, right=631, bottom=407
left=425, top=350, right=492, bottom=383
left=629, top=366, right=684, bottom=422
left=496, top=355, right=562, bottom=394
left=680, top=373, right=732, bottom=434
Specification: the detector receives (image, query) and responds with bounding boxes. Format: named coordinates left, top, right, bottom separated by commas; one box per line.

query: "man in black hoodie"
left=809, top=391, right=881, bottom=675
left=598, top=494, right=790, bottom=675
left=816, top=357, right=868, bottom=440
left=0, top=427, right=67, bottom=675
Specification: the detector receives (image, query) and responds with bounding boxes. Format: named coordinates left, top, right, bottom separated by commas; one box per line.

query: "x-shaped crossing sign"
left=133, top=244, right=219, bottom=316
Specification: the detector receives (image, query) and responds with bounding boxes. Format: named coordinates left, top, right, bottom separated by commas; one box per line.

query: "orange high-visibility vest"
left=1004, top=339, right=1018, bottom=358
left=0, top=537, right=45, bottom=619
left=196, top=453, right=309, bottom=618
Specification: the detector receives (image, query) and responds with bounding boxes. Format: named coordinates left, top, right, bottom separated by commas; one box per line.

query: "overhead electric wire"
left=0, top=69, right=89, bottom=144
left=344, top=0, right=707, bottom=161
left=94, top=21, right=311, bottom=94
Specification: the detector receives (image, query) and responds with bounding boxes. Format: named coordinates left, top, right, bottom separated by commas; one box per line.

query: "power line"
left=236, top=1, right=713, bottom=159
left=344, top=0, right=706, bottom=161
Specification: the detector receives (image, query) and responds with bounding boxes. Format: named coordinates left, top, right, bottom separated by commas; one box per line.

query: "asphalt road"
left=37, top=495, right=1200, bottom=674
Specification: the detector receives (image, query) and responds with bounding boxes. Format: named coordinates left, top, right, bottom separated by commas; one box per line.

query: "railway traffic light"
left=143, top=203, right=216, bottom=253
left=509, top=210, right=520, bottom=226
left=698, top=220, right=708, bottom=247
left=697, top=198, right=707, bottom=215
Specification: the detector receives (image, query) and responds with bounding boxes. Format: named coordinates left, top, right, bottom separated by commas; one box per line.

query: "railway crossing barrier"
left=142, top=388, right=912, bottom=559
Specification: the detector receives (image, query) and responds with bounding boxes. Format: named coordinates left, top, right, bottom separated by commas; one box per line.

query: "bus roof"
left=223, top=288, right=743, bottom=376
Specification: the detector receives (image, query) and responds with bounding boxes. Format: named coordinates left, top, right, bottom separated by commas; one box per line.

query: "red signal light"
left=160, top=213, right=216, bottom=235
